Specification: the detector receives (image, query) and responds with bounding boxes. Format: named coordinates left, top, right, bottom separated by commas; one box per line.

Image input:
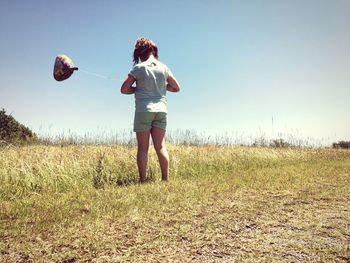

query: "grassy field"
left=0, top=144, right=349, bottom=262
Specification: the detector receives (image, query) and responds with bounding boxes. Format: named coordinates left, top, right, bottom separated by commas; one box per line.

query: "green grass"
left=0, top=145, right=349, bottom=262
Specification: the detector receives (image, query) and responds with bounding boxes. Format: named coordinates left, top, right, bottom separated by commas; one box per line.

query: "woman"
left=121, top=37, right=180, bottom=183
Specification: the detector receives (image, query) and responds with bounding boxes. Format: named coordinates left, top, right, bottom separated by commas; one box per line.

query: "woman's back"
left=130, top=55, right=172, bottom=99
left=129, top=55, right=173, bottom=112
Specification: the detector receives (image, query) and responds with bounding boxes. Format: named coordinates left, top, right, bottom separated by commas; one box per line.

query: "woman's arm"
left=166, top=76, right=180, bottom=93
left=120, top=74, right=136, bottom=94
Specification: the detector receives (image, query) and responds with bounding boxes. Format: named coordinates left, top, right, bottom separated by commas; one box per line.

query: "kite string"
left=79, top=68, right=122, bottom=81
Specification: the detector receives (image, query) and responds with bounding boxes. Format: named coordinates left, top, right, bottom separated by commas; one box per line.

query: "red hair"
left=133, top=37, right=158, bottom=65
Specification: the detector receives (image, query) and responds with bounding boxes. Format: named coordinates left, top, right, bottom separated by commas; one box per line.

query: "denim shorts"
left=133, top=112, right=167, bottom=132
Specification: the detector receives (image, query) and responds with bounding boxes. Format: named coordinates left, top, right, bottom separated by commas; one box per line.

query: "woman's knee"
left=137, top=146, right=149, bottom=156
left=154, top=143, right=167, bottom=155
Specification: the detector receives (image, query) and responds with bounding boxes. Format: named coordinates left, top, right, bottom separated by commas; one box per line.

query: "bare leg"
left=151, top=127, right=169, bottom=181
left=136, top=131, right=151, bottom=183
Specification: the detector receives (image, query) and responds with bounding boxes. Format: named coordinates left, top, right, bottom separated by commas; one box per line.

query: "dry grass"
left=0, top=145, right=349, bottom=262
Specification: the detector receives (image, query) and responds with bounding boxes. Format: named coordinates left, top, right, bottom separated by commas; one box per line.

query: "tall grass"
left=0, top=134, right=349, bottom=261
left=35, top=128, right=330, bottom=148
left=1, top=144, right=348, bottom=202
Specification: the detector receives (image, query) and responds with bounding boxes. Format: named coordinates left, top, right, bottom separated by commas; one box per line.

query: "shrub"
left=332, top=141, right=350, bottom=149
left=270, top=138, right=290, bottom=148
left=0, top=108, right=37, bottom=145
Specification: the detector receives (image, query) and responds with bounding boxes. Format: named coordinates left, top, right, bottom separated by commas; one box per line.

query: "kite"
left=53, top=54, right=78, bottom=81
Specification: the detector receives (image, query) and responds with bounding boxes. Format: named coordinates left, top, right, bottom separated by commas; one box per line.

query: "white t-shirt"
left=129, top=56, right=174, bottom=113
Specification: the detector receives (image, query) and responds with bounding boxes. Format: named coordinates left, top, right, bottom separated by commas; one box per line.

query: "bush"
left=270, top=138, right=290, bottom=148
left=332, top=141, right=350, bottom=149
left=0, top=108, right=37, bottom=145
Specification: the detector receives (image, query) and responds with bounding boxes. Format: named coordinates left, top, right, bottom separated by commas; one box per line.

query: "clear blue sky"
left=1, top=0, right=349, bottom=144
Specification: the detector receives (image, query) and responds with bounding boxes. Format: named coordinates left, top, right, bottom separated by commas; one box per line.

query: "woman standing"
left=121, top=37, right=180, bottom=183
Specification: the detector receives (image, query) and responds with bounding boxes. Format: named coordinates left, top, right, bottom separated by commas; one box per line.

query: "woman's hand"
left=166, top=76, right=180, bottom=93
left=121, top=75, right=136, bottom=94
